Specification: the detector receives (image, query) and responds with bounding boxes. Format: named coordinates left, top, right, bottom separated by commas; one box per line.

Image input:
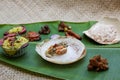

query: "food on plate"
left=36, top=36, right=86, bottom=64
left=50, top=34, right=60, bottom=39
left=58, top=22, right=71, bottom=32
left=46, top=42, right=68, bottom=58
left=39, top=25, right=50, bottom=34
left=88, top=55, right=109, bottom=71
left=26, top=31, right=40, bottom=41
left=4, top=26, right=26, bottom=36
left=83, top=17, right=120, bottom=44
left=65, top=30, right=82, bottom=40
left=1, top=36, right=29, bottom=57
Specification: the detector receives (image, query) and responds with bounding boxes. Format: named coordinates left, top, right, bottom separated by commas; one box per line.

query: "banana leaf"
left=0, top=21, right=120, bottom=80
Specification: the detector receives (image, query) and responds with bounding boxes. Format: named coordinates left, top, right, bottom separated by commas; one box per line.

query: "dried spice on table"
left=65, top=30, right=82, bottom=40
left=58, top=22, right=82, bottom=40
left=88, top=55, right=109, bottom=71
left=39, top=25, right=50, bottom=34
left=58, top=21, right=71, bottom=32
left=26, top=31, right=40, bottom=41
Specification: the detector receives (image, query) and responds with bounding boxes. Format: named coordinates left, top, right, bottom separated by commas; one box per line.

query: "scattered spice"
left=26, top=31, right=40, bottom=41
left=58, top=22, right=81, bottom=40
left=39, top=25, right=50, bottom=34
left=88, top=55, right=109, bottom=71
left=58, top=22, right=71, bottom=32
left=65, top=30, right=82, bottom=40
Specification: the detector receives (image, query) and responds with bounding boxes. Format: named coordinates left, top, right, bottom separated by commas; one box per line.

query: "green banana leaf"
left=0, top=21, right=120, bottom=80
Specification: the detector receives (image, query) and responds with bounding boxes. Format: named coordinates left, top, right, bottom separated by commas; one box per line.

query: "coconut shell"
left=36, top=36, right=86, bottom=64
